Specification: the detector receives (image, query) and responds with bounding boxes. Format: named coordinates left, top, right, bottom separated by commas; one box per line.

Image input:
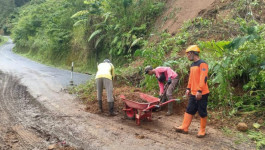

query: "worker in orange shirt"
left=175, top=45, right=209, bottom=138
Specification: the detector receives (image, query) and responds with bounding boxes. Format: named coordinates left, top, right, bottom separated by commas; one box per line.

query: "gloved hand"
left=167, top=77, right=172, bottom=85
left=159, top=94, right=167, bottom=103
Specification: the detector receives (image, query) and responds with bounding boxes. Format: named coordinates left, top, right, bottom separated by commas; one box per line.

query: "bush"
left=199, top=22, right=265, bottom=113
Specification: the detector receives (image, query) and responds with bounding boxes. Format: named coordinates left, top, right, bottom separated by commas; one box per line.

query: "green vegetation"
left=199, top=21, right=265, bottom=114
left=221, top=127, right=249, bottom=145
left=0, top=0, right=30, bottom=34
left=0, top=36, right=8, bottom=45
left=134, top=31, right=190, bottom=92
left=11, top=0, right=164, bottom=72
left=248, top=130, right=265, bottom=149
left=12, top=0, right=86, bottom=70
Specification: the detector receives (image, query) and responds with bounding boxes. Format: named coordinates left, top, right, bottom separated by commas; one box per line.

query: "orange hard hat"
left=186, top=45, right=200, bottom=53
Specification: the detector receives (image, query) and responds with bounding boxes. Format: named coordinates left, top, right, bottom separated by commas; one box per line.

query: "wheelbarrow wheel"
left=125, top=108, right=137, bottom=119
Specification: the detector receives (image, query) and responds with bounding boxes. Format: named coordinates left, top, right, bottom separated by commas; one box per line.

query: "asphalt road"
left=0, top=37, right=91, bottom=90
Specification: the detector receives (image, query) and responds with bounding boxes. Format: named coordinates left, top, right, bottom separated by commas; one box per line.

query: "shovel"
left=152, top=83, right=169, bottom=112
left=160, top=83, right=169, bottom=103
left=160, top=83, right=182, bottom=103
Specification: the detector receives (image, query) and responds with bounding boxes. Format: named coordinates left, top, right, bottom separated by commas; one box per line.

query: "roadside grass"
left=0, top=36, right=8, bottom=46
left=221, top=127, right=253, bottom=147
left=221, top=123, right=265, bottom=149
left=248, top=130, right=265, bottom=150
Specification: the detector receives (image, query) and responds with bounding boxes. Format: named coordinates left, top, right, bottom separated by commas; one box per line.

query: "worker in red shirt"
left=145, top=66, right=179, bottom=116
left=175, top=45, right=209, bottom=138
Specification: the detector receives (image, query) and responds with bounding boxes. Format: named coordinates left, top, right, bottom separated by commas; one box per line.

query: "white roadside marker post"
left=70, top=62, right=74, bottom=86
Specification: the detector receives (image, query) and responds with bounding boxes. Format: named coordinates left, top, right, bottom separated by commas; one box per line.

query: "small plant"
left=0, top=36, right=8, bottom=45
left=222, top=127, right=233, bottom=136
left=248, top=130, right=265, bottom=150
left=70, top=77, right=96, bottom=101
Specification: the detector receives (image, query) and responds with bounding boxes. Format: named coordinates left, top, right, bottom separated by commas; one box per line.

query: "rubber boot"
left=197, top=117, right=207, bottom=138
left=108, top=102, right=117, bottom=116
left=175, top=112, right=193, bottom=134
left=98, top=100, right=103, bottom=113
left=165, top=102, right=173, bottom=116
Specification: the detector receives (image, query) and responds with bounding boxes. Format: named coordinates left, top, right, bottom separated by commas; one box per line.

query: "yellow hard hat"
left=186, top=45, right=200, bottom=53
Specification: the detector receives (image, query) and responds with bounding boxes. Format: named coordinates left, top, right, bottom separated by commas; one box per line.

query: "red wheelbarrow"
left=120, top=92, right=180, bottom=125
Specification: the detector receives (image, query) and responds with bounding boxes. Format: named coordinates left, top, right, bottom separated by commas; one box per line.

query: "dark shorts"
left=186, top=94, right=209, bottom=118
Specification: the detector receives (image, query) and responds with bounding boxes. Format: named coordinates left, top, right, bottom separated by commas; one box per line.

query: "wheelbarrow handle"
left=143, top=99, right=181, bottom=111
left=143, top=105, right=160, bottom=112
left=159, top=99, right=181, bottom=107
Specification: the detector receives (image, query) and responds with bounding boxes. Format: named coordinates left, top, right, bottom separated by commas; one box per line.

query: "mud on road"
left=0, top=72, right=78, bottom=149
left=0, top=71, right=256, bottom=150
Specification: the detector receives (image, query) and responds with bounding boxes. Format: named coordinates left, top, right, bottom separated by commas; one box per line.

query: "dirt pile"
left=85, top=86, right=144, bottom=114
left=122, top=93, right=148, bottom=103
left=84, top=84, right=188, bottom=117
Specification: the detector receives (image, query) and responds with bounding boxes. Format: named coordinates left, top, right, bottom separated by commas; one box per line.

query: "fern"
left=73, top=19, right=86, bottom=27
left=71, top=10, right=89, bottom=18
left=95, top=35, right=106, bottom=48
left=88, top=29, right=102, bottom=42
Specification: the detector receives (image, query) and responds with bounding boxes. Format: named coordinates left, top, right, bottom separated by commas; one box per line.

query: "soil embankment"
left=154, top=0, right=215, bottom=35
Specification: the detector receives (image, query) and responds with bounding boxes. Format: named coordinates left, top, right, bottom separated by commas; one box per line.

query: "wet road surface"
left=0, top=38, right=91, bottom=89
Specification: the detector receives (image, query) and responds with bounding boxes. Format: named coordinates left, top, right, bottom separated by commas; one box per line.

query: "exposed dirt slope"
left=154, top=0, right=215, bottom=35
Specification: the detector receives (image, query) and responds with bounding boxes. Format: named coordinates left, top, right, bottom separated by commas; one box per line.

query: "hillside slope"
left=154, top=0, right=215, bottom=35
left=81, top=1, right=265, bottom=148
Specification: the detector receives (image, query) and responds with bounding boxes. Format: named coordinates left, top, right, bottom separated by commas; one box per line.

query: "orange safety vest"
left=187, top=59, right=209, bottom=95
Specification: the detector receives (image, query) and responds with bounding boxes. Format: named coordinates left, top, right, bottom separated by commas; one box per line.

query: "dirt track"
left=0, top=72, right=256, bottom=149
